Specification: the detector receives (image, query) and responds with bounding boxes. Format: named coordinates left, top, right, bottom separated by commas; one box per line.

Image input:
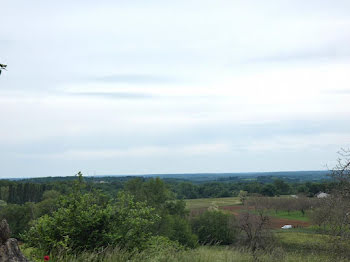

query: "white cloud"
left=242, top=133, right=350, bottom=152
left=16, top=143, right=231, bottom=160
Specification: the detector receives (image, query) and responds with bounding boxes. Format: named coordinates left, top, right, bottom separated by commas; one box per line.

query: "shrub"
left=161, top=214, right=198, bottom=248
left=23, top=190, right=159, bottom=253
left=191, top=210, right=237, bottom=245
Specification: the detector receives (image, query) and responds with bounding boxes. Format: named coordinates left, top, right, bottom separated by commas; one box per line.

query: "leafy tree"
left=273, top=179, right=290, bottom=195
left=198, top=182, right=226, bottom=198
left=243, top=182, right=263, bottom=194
left=34, top=190, right=61, bottom=218
left=238, top=190, right=248, bottom=205
left=296, top=184, right=309, bottom=194
left=125, top=178, right=172, bottom=208
left=261, top=184, right=277, bottom=196
left=176, top=182, right=198, bottom=199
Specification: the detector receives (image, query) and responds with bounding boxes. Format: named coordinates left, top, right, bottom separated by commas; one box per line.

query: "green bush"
left=23, top=190, right=159, bottom=253
left=126, top=178, right=197, bottom=248
left=158, top=214, right=198, bottom=248
left=191, top=210, right=237, bottom=245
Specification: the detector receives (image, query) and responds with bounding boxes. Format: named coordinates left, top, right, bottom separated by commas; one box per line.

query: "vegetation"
left=309, top=149, right=350, bottom=258
left=185, top=197, right=240, bottom=209
left=0, top=165, right=348, bottom=261
left=191, top=210, right=237, bottom=245
left=22, top=245, right=350, bottom=262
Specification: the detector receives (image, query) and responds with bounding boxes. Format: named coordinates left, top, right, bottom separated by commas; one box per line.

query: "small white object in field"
left=281, top=225, right=292, bottom=229
left=316, top=192, right=329, bottom=198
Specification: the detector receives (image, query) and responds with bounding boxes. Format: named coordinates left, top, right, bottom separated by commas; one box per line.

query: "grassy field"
left=186, top=197, right=311, bottom=221
left=276, top=231, right=337, bottom=253
left=266, top=210, right=310, bottom=222
left=22, top=244, right=348, bottom=262
left=185, top=197, right=241, bottom=209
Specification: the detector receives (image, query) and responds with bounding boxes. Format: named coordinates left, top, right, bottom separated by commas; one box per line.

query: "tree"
left=238, top=198, right=274, bottom=261
left=311, top=149, right=350, bottom=258
left=34, top=190, right=61, bottom=218
left=176, top=182, right=198, bottom=199
left=273, top=179, right=290, bottom=195
left=125, top=178, right=172, bottom=208
left=332, top=148, right=350, bottom=185
left=238, top=190, right=248, bottom=205
left=261, top=184, right=277, bottom=197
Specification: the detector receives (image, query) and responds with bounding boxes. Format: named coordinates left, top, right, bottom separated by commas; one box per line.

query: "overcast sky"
left=1, top=0, right=350, bottom=178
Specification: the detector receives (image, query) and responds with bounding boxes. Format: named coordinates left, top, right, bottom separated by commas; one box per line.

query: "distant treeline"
left=168, top=179, right=336, bottom=199
left=0, top=180, right=49, bottom=204
left=0, top=173, right=335, bottom=205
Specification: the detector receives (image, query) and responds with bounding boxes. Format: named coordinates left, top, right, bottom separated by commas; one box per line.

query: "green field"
left=185, top=197, right=241, bottom=209
left=186, top=197, right=311, bottom=222
left=266, top=210, right=310, bottom=222
left=276, top=231, right=340, bottom=254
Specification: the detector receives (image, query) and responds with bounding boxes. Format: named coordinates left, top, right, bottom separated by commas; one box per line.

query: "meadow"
left=267, top=210, right=310, bottom=222
left=185, top=196, right=241, bottom=209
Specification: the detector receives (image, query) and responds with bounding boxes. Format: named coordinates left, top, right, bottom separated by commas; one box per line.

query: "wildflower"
left=44, top=255, right=50, bottom=261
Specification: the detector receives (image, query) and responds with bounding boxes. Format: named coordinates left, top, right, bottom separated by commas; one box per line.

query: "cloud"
left=93, top=74, right=179, bottom=84
left=16, top=143, right=231, bottom=160
left=326, top=89, right=350, bottom=95
left=241, top=133, right=350, bottom=152
left=70, top=92, right=153, bottom=99
left=246, top=48, right=350, bottom=64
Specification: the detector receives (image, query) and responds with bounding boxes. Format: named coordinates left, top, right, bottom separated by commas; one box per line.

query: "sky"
left=1, top=0, right=350, bottom=178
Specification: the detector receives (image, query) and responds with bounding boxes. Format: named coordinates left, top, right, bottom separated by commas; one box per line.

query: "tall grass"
left=22, top=245, right=348, bottom=262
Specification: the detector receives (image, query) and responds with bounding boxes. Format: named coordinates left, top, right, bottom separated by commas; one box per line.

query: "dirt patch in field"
left=219, top=205, right=243, bottom=215
left=268, top=217, right=310, bottom=229
left=219, top=205, right=254, bottom=215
